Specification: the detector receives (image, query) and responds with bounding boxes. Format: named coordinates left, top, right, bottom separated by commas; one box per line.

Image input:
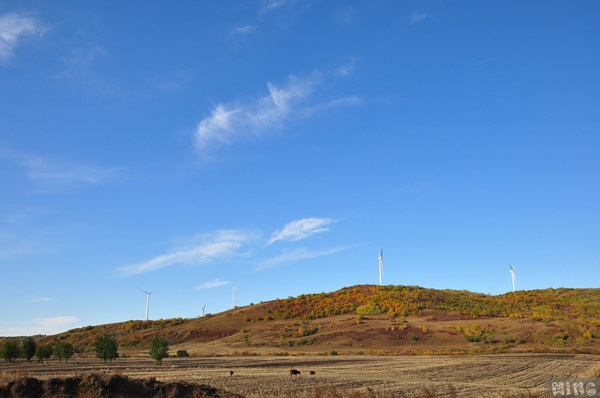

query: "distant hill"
left=25, top=285, right=600, bottom=356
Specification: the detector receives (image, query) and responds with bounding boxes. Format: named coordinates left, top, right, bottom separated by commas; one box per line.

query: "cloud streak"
left=0, top=13, right=45, bottom=62
left=195, top=67, right=361, bottom=152
left=260, top=0, right=292, bottom=13
left=269, top=217, right=336, bottom=245
left=230, top=25, right=255, bottom=36
left=119, top=230, right=257, bottom=276
left=411, top=11, right=429, bottom=24
left=1, top=148, right=119, bottom=191
left=197, top=278, right=231, bottom=290
left=196, top=72, right=319, bottom=150
left=28, top=297, right=54, bottom=303
left=256, top=246, right=347, bottom=270
left=0, top=316, right=79, bottom=337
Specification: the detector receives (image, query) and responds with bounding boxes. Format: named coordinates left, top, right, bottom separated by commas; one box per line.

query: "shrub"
left=356, top=303, right=385, bottom=315
left=35, top=344, right=53, bottom=362
left=95, top=333, right=119, bottom=363
left=21, top=337, right=36, bottom=362
left=1, top=340, right=20, bottom=363
left=176, top=349, right=189, bottom=357
left=461, top=324, right=495, bottom=343
left=53, top=342, right=74, bottom=362
left=149, top=337, right=169, bottom=365
left=553, top=332, right=570, bottom=346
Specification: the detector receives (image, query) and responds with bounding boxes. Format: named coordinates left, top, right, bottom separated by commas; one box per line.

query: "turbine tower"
left=378, top=249, right=384, bottom=286
left=201, top=305, right=206, bottom=317
left=139, top=288, right=154, bottom=321
left=509, top=265, right=516, bottom=293
left=232, top=287, right=237, bottom=309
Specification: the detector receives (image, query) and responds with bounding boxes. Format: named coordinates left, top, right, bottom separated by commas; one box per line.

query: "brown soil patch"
left=0, top=373, right=241, bottom=398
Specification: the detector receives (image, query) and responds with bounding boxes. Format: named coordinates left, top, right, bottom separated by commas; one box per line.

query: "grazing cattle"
left=229, top=371, right=234, bottom=376
left=309, top=371, right=316, bottom=375
left=290, top=369, right=300, bottom=376
left=75, top=361, right=80, bottom=365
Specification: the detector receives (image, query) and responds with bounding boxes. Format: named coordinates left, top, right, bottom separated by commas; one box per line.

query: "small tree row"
left=0, top=337, right=58, bottom=363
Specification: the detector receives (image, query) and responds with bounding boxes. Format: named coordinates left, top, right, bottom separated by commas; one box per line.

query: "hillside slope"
left=29, top=285, right=600, bottom=356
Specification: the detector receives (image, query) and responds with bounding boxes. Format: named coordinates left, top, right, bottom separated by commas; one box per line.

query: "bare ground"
left=2, top=354, right=599, bottom=397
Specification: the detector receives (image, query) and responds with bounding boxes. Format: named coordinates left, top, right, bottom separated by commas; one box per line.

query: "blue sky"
left=1, top=1, right=599, bottom=336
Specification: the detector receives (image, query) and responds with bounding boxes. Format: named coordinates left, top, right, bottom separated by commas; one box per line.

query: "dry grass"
left=0, top=354, right=595, bottom=397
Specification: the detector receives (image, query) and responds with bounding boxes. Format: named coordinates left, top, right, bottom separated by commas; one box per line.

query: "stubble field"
left=2, top=354, right=599, bottom=397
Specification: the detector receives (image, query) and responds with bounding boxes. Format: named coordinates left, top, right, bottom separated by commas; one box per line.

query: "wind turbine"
left=232, top=287, right=237, bottom=309
left=139, top=288, right=154, bottom=321
left=201, top=305, right=206, bottom=317
left=509, top=265, right=516, bottom=293
left=378, top=249, right=384, bottom=286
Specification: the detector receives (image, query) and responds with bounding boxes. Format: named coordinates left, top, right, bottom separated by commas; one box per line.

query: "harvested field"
left=1, top=354, right=599, bottom=397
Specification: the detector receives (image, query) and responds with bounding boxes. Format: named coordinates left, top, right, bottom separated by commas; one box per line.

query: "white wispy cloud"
left=1, top=148, right=119, bottom=191
left=256, top=246, right=347, bottom=270
left=197, top=278, right=231, bottom=290
left=28, top=297, right=54, bottom=303
left=268, top=217, right=336, bottom=245
left=119, top=230, right=257, bottom=276
left=195, top=67, right=361, bottom=152
left=260, top=0, right=292, bottom=13
left=334, top=7, right=357, bottom=25
left=335, top=58, right=358, bottom=77
left=0, top=238, right=40, bottom=260
left=0, top=13, right=45, bottom=62
left=0, top=316, right=79, bottom=337
left=230, top=25, right=255, bottom=36
left=196, top=72, right=319, bottom=150
left=411, top=11, right=429, bottom=24
left=301, top=96, right=363, bottom=117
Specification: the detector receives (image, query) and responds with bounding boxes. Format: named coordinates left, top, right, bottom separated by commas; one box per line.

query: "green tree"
left=21, top=337, right=36, bottom=362
left=1, top=340, right=20, bottom=363
left=52, top=342, right=74, bottom=362
left=176, top=349, right=189, bottom=357
left=53, top=342, right=65, bottom=362
left=61, top=342, right=74, bottom=362
left=95, top=333, right=119, bottom=363
left=149, top=336, right=169, bottom=365
left=35, top=344, right=53, bottom=362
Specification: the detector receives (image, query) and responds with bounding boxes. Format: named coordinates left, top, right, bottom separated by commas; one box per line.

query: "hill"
left=24, top=285, right=600, bottom=356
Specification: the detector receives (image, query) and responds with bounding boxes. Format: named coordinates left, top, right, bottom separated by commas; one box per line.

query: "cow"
left=290, top=369, right=300, bottom=376
left=229, top=371, right=234, bottom=376
left=309, top=371, right=316, bottom=375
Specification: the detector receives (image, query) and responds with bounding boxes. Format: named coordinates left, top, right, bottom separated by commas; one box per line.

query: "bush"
left=21, top=337, right=36, bottom=362
left=35, top=344, right=53, bottom=362
left=53, top=342, right=74, bottom=362
left=176, top=349, right=189, bottom=357
left=356, top=304, right=385, bottom=315
left=95, top=333, right=119, bottom=363
left=410, top=334, right=420, bottom=343
left=149, top=337, right=169, bottom=365
left=460, top=324, right=495, bottom=343
left=553, top=332, right=570, bottom=346
left=1, top=340, right=20, bottom=363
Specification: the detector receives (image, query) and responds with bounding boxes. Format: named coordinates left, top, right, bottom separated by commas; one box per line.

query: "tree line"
left=1, top=334, right=172, bottom=365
